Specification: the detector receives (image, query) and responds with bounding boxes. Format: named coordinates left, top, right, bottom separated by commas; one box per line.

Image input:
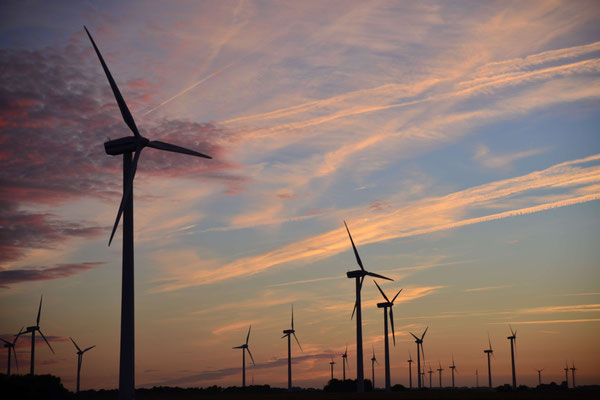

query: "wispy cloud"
left=491, top=319, right=600, bottom=325
left=473, top=144, right=548, bottom=169
left=0, top=262, right=105, bottom=288
left=518, top=304, right=600, bottom=314
left=465, top=285, right=511, bottom=293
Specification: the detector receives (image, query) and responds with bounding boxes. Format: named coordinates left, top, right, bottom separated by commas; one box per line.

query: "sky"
left=0, top=0, right=599, bottom=392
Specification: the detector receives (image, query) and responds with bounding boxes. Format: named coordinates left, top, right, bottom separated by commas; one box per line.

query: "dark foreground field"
left=2, top=375, right=598, bottom=400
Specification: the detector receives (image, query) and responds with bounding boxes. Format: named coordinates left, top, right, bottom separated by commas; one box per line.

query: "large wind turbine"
left=233, top=325, right=255, bottom=387
left=535, top=368, right=543, bottom=386
left=564, top=362, right=569, bottom=387
left=373, top=281, right=401, bottom=391
left=409, top=327, right=428, bottom=389
left=407, top=352, right=413, bottom=389
left=281, top=305, right=302, bottom=390
left=570, top=363, right=577, bottom=388
left=484, top=334, right=494, bottom=389
left=1, top=327, right=23, bottom=375
left=370, top=346, right=378, bottom=389
left=343, top=221, right=392, bottom=392
left=437, top=361, right=444, bottom=388
left=507, top=325, right=517, bottom=390
left=329, top=358, right=336, bottom=381
left=341, top=345, right=349, bottom=381
left=70, top=337, right=96, bottom=393
left=449, top=355, right=457, bottom=388
left=24, top=296, right=54, bottom=375
left=84, top=26, right=211, bottom=400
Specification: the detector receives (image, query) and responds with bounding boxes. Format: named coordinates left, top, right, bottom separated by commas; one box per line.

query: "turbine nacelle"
left=282, top=329, right=294, bottom=335
left=104, top=136, right=149, bottom=155
left=376, top=301, right=393, bottom=308
left=346, top=270, right=366, bottom=278
left=26, top=326, right=38, bottom=332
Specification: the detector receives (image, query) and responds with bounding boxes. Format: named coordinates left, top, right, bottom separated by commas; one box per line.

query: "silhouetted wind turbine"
left=373, top=281, right=401, bottom=392
left=570, top=363, right=577, bottom=388
left=507, top=325, right=517, bottom=390
left=233, top=325, right=255, bottom=387
left=1, top=327, right=23, bottom=375
left=370, top=346, right=379, bottom=389
left=409, top=327, right=428, bottom=389
left=24, top=296, right=54, bottom=375
left=437, top=361, right=444, bottom=388
left=427, top=364, right=433, bottom=388
left=282, top=305, right=302, bottom=390
left=535, top=368, right=543, bottom=386
left=407, top=352, right=413, bottom=389
left=484, top=334, right=494, bottom=389
left=329, top=357, right=336, bottom=381
left=70, top=337, right=96, bottom=393
left=344, top=221, right=392, bottom=392
left=449, top=355, right=457, bottom=388
left=84, top=26, right=211, bottom=400
left=564, top=361, right=569, bottom=388
left=475, top=369, right=479, bottom=388
left=341, top=345, right=349, bottom=381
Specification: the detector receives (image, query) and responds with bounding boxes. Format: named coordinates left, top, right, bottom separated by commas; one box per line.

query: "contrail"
left=143, top=62, right=235, bottom=116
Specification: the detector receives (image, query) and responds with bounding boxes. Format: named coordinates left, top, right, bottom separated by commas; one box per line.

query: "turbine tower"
left=564, top=362, right=569, bottom=388
left=570, top=363, right=577, bottom=388
left=370, top=346, right=378, bottom=389
left=341, top=345, right=349, bottom=381
left=24, top=296, right=54, bottom=375
left=407, top=352, right=413, bottom=389
left=449, top=355, right=457, bottom=388
left=281, top=305, right=302, bottom=390
left=84, top=26, right=211, bottom=400
left=437, top=361, right=444, bottom=388
left=484, top=334, right=494, bottom=389
left=373, top=281, right=402, bottom=391
left=232, top=325, right=255, bottom=387
left=1, top=327, right=23, bottom=375
left=329, top=358, right=336, bottom=381
left=343, top=221, right=392, bottom=392
left=409, top=327, right=428, bottom=389
left=70, top=337, right=96, bottom=393
left=507, top=325, right=517, bottom=390
left=427, top=364, right=433, bottom=388
left=535, top=368, right=543, bottom=386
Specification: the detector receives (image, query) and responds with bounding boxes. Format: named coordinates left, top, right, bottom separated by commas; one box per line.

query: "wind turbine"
left=409, top=327, right=428, bottom=389
left=341, top=345, right=349, bottom=381
left=535, top=368, right=543, bottom=386
left=407, top=352, right=413, bottom=389
left=329, top=357, right=336, bottom=381
left=475, top=369, right=479, bottom=388
left=70, top=337, right=96, bottom=393
left=24, top=296, right=54, bottom=375
left=437, top=361, right=444, bottom=388
left=427, top=364, right=433, bottom=388
left=484, top=334, right=494, bottom=389
left=449, top=355, right=457, bottom=388
left=507, top=325, right=517, bottom=390
left=84, top=26, right=211, bottom=400
left=1, top=327, right=23, bottom=375
left=233, top=326, right=255, bottom=387
left=564, top=361, right=569, bottom=388
left=282, top=305, right=302, bottom=390
left=373, top=281, right=401, bottom=391
left=343, top=221, right=392, bottom=392
left=570, top=363, right=577, bottom=388
left=370, top=346, right=379, bottom=389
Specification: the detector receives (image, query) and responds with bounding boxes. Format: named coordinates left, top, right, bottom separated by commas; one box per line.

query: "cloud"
left=0, top=262, right=105, bottom=288
left=465, top=285, right=511, bottom=293
left=491, top=319, right=600, bottom=325
left=518, top=304, right=600, bottom=314
left=473, top=144, right=548, bottom=169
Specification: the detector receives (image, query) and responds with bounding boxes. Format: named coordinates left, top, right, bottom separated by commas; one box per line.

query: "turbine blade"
left=351, top=276, right=364, bottom=320
left=281, top=334, right=289, bottom=339
left=391, top=288, right=403, bottom=303
left=233, top=345, right=243, bottom=349
left=38, top=330, right=55, bottom=354
left=390, top=307, right=396, bottom=346
left=13, top=327, right=24, bottom=345
left=147, top=140, right=211, bottom=159
left=343, top=221, right=364, bottom=270
left=292, top=332, right=303, bottom=352
left=108, top=146, right=142, bottom=246
left=366, top=271, right=393, bottom=281
left=36, top=296, right=42, bottom=325
left=246, top=347, right=256, bottom=366
left=488, top=333, right=492, bottom=351
left=420, top=342, right=425, bottom=360
left=291, top=304, right=294, bottom=330
left=246, top=325, right=251, bottom=345
left=70, top=337, right=82, bottom=352
left=409, top=332, right=419, bottom=341
left=83, top=345, right=96, bottom=353
left=373, top=280, right=389, bottom=302
left=13, top=347, right=19, bottom=371
left=421, top=326, right=429, bottom=340
left=84, top=26, right=140, bottom=137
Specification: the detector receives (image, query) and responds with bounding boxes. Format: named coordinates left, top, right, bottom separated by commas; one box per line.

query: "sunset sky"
left=1, top=0, right=599, bottom=392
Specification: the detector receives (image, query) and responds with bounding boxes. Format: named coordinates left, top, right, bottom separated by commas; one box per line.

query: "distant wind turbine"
left=427, top=364, right=433, bottom=388
left=475, top=369, right=479, bottom=388
left=484, top=333, right=494, bottom=389
left=409, top=327, right=428, bottom=389
left=84, top=26, right=212, bottom=400
left=343, top=221, right=392, bottom=392
left=232, top=325, right=255, bottom=387
left=507, top=325, right=518, bottom=390
left=407, top=352, right=413, bottom=389
left=341, top=345, right=350, bottom=381
left=1, top=327, right=23, bottom=375
left=281, top=305, right=302, bottom=390
left=373, top=281, right=401, bottom=392
left=437, top=361, right=444, bottom=388
left=570, top=363, right=577, bottom=388
left=70, top=337, right=96, bottom=393
left=329, top=357, right=336, bottom=381
left=24, top=296, right=54, bottom=375
left=564, top=361, right=569, bottom=387
left=370, top=346, right=379, bottom=389
left=449, top=355, right=457, bottom=388
left=535, top=368, right=544, bottom=386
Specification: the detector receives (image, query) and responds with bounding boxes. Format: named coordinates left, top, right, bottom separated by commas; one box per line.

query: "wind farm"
left=1, top=1, right=599, bottom=399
